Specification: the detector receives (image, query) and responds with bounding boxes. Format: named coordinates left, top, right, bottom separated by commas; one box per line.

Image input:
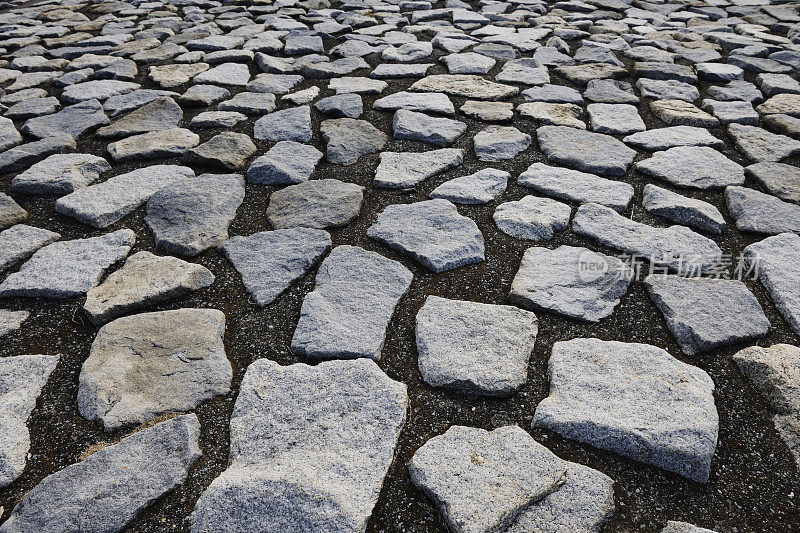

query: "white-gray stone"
left=744, top=233, right=800, bottom=336
left=0, top=224, right=60, bottom=274
left=11, top=153, right=111, bottom=196
left=518, top=163, right=634, bottom=212
left=393, top=110, right=466, bottom=146
left=374, top=149, right=464, bottom=189
left=474, top=126, right=531, bottom=161
left=320, top=118, right=388, bottom=165
left=430, top=169, right=509, bottom=204
left=725, top=186, right=800, bottom=235
left=247, top=142, right=322, bottom=186
left=536, top=126, right=636, bottom=177
left=107, top=128, right=200, bottom=161
left=493, top=196, right=570, bottom=241
left=254, top=105, right=312, bottom=142
left=733, top=344, right=800, bottom=415
left=643, top=184, right=726, bottom=235
left=623, top=126, right=723, bottom=151
left=636, top=147, right=745, bottom=189
left=267, top=179, right=364, bottom=230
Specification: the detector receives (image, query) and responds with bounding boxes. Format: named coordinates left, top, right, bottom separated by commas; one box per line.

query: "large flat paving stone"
left=635, top=147, right=745, bottom=189
left=533, top=338, right=718, bottom=482
left=643, top=185, right=726, bottom=235
left=744, top=232, right=800, bottom=336
left=493, top=195, right=570, bottom=241
left=247, top=141, right=322, bottom=185
left=107, top=128, right=200, bottom=162
left=430, top=168, right=509, bottom=204
left=725, top=186, right=800, bottom=235
left=267, top=179, right=364, bottom=229
left=536, top=126, right=637, bottom=177
left=518, top=163, right=633, bottom=212
left=320, top=118, right=388, bottom=165
left=11, top=153, right=111, bottom=196
left=374, top=148, right=463, bottom=189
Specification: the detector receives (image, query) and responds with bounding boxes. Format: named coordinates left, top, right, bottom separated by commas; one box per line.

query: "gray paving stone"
left=95, top=96, right=182, bottom=138
left=650, top=99, right=719, bottom=128
left=643, top=184, right=726, bottom=235
left=373, top=91, right=454, bottom=115
left=517, top=102, right=584, bottom=129
left=267, top=179, right=364, bottom=230
left=22, top=99, right=110, bottom=140
left=744, top=233, right=800, bottom=336
left=536, top=126, right=637, bottom=177
left=247, top=141, right=323, bottom=185
left=410, top=74, right=519, bottom=99
left=636, top=147, right=745, bottom=189
left=184, top=132, right=257, bottom=170
left=0, top=310, right=28, bottom=339
left=320, top=118, right=388, bottom=165
left=430, top=168, right=509, bottom=204
left=473, top=126, right=531, bottom=161
left=254, top=105, right=312, bottom=142
left=728, top=123, right=800, bottom=162
left=11, top=153, right=110, bottom=196
left=587, top=103, right=645, bottom=135
left=745, top=162, right=800, bottom=204
left=733, top=344, right=800, bottom=414
left=393, top=109, right=466, bottom=146
left=0, top=194, right=26, bottom=230
left=623, top=126, right=723, bottom=151
left=518, top=163, right=634, bottom=212
left=0, top=224, right=60, bottom=274
left=493, top=195, right=570, bottom=241
left=374, top=148, right=464, bottom=189
left=107, top=128, right=200, bottom=162
left=725, top=186, right=800, bottom=235
left=0, top=135, right=77, bottom=173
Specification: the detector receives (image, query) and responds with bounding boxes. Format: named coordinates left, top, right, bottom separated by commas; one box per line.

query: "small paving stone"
left=733, top=344, right=800, bottom=414
left=105, top=89, right=181, bottom=115
left=650, top=99, right=719, bottom=127
left=314, top=93, right=362, bottom=118
left=587, top=103, right=645, bottom=135
left=222, top=228, right=331, bottom=306
left=493, top=195, right=570, bottom=241
left=320, top=118, right=388, bottom=165
left=184, top=132, right=257, bottom=171
left=623, top=126, right=723, bottom=151
left=745, top=162, right=800, bottom=204
left=744, top=233, right=800, bottom=336
left=696, top=63, right=744, bottom=82
left=368, top=199, right=484, bottom=272
left=393, top=110, right=466, bottom=146
left=572, top=203, right=721, bottom=276
left=517, top=102, right=584, bottom=129
left=707, top=80, right=763, bottom=103
left=193, top=62, right=251, bottom=86
left=107, top=128, right=200, bottom=162
left=0, top=135, right=77, bottom=173
left=0, top=117, right=22, bottom=153
left=645, top=275, right=770, bottom=355
left=0, top=414, right=200, bottom=532
left=408, top=425, right=566, bottom=533
left=0, top=310, right=28, bottom=339
left=61, top=80, right=140, bottom=103
left=373, top=91, right=454, bottom=115
left=329, top=76, right=387, bottom=95
left=217, top=92, right=276, bottom=114
left=536, top=126, right=637, bottom=177
left=496, top=58, right=549, bottom=85
left=11, top=153, right=110, bottom=196
left=643, top=185, right=725, bottom=235
left=22, top=99, right=110, bottom=140
left=410, top=74, right=519, bottom=100
left=583, top=79, right=638, bottom=104
left=636, top=147, right=745, bottom=189
left=96, top=96, right=181, bottom=138
left=441, top=52, right=495, bottom=74
left=0, top=194, right=26, bottom=230
left=533, top=338, right=718, bottom=482
left=248, top=74, right=304, bottom=95
left=510, top=245, right=633, bottom=322
left=189, top=111, right=248, bottom=128
left=247, top=141, right=322, bottom=185
left=0, top=229, right=134, bottom=299
left=728, top=123, right=800, bottom=162
left=430, top=168, right=509, bottom=204
left=522, top=84, right=583, bottom=105
left=78, top=309, right=230, bottom=429
left=371, top=63, right=433, bottom=79
left=146, top=173, right=245, bottom=256
left=83, top=252, right=214, bottom=324
left=637, top=79, right=700, bottom=102
left=725, top=186, right=800, bottom=235
left=254, top=105, right=312, bottom=142
left=374, top=149, right=464, bottom=189
left=764, top=114, right=800, bottom=138
left=473, top=126, right=531, bottom=161
left=416, top=296, right=538, bottom=396
left=0, top=354, right=59, bottom=489
left=5, top=97, right=60, bottom=120
left=0, top=225, right=60, bottom=274
left=460, top=101, right=513, bottom=121
left=291, top=245, right=412, bottom=360
left=518, top=163, right=633, bottom=212
left=267, top=179, right=364, bottom=230
left=701, top=99, right=759, bottom=125
left=189, top=357, right=407, bottom=531
left=555, top=63, right=627, bottom=86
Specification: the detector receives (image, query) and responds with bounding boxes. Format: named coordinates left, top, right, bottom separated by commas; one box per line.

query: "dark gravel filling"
left=1, top=1, right=799, bottom=531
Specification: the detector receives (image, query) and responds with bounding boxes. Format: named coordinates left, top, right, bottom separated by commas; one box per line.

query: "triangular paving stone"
left=221, top=228, right=331, bottom=306
left=0, top=229, right=135, bottom=299
left=368, top=199, right=485, bottom=272
left=0, top=224, right=60, bottom=273
left=374, top=148, right=464, bottom=189
left=0, top=354, right=59, bottom=489
left=0, top=414, right=201, bottom=532
left=643, top=185, right=726, bottom=235
left=430, top=169, right=509, bottom=204
left=408, top=425, right=567, bottom=533
left=645, top=274, right=770, bottom=356
left=291, top=245, right=412, bottom=360
left=536, top=126, right=636, bottom=177
left=415, top=296, right=538, bottom=396
left=146, top=173, right=245, bottom=256
left=78, top=309, right=231, bottom=430
left=83, top=252, right=214, bottom=324
left=247, top=141, right=323, bottom=185
left=743, top=233, right=800, bottom=336
left=533, top=338, right=718, bottom=482
left=518, top=163, right=633, bottom=212
left=635, top=147, right=745, bottom=189
left=189, top=358, right=407, bottom=532
left=95, top=96, right=182, bottom=138
left=732, top=344, right=800, bottom=415
left=267, top=179, right=364, bottom=229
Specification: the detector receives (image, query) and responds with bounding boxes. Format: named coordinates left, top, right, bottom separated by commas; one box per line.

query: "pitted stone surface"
left=374, top=149, right=464, bottom=189
left=267, top=179, right=364, bottom=230
left=536, top=126, right=636, bottom=177
left=744, top=233, right=800, bottom=336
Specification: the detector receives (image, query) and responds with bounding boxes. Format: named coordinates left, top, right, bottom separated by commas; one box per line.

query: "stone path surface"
left=0, top=0, right=798, bottom=530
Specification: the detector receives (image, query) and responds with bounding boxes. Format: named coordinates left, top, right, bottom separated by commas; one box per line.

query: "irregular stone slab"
left=217, top=91, right=276, bottom=114
left=184, top=132, right=256, bottom=170
left=78, top=309, right=230, bottom=429
left=583, top=79, right=638, bottom=104
left=0, top=224, right=60, bottom=273
left=725, top=186, right=800, bottom=235
left=460, top=100, right=514, bottom=121
left=494, top=196, right=570, bottom=241
left=21, top=99, right=109, bottom=140
left=0, top=194, right=26, bottom=230
left=11, top=153, right=110, bottom=196
left=61, top=80, right=140, bottom=103
left=0, top=230, right=135, bottom=299
left=146, top=173, right=245, bottom=256
left=507, top=462, right=615, bottom=533
left=661, top=521, right=717, bottom=533
left=291, top=245, right=412, bottom=360
left=0, top=354, right=59, bottom=489
left=374, top=149, right=463, bottom=189
left=107, top=128, right=200, bottom=162
left=517, top=102, right=584, bottom=129
left=371, top=63, right=432, bottom=79
left=623, top=126, right=723, bottom=151
left=708, top=80, right=763, bottom=103
left=105, top=89, right=181, bottom=116
left=650, top=99, right=718, bottom=128
left=555, top=63, right=626, bottom=85
left=368, top=199, right=484, bottom=272
left=416, top=296, right=538, bottom=396
left=393, top=110, right=466, bottom=146
left=518, top=163, right=633, bottom=212
left=643, top=184, right=725, bottom=235
left=267, top=179, right=364, bottom=230
left=0, top=117, right=22, bottom=153
left=0, top=310, right=28, bottom=339
left=329, top=76, right=387, bottom=95
left=728, top=124, right=800, bottom=162
left=746, top=162, right=800, bottom=205
left=733, top=344, right=800, bottom=414
left=408, top=425, right=566, bottom=533
left=430, top=169, right=509, bottom=205
left=314, top=93, right=362, bottom=118
left=193, top=62, right=250, bottom=86
left=0, top=135, right=77, bottom=174
left=189, top=358, right=407, bottom=532
left=636, top=147, right=744, bottom=189
left=534, top=338, right=718, bottom=482
left=0, top=414, right=201, bottom=532
left=774, top=414, right=800, bottom=467
left=373, top=91, right=454, bottom=115
left=474, top=126, right=531, bottom=161
left=637, top=79, right=699, bottom=102
left=248, top=74, right=303, bottom=94
left=320, top=118, right=388, bottom=165
left=254, top=105, right=312, bottom=142
left=84, top=252, right=214, bottom=324
left=95, top=96, right=182, bottom=138
left=410, top=74, right=519, bottom=100
left=702, top=100, right=758, bottom=126
left=55, top=165, right=194, bottom=228
left=572, top=203, right=721, bottom=276
left=222, top=228, right=331, bottom=306
left=645, top=275, right=770, bottom=355
left=536, top=126, right=636, bottom=177
left=511, top=245, right=633, bottom=322
left=247, top=141, right=322, bottom=185
left=496, top=58, right=550, bottom=85
left=587, top=103, right=645, bottom=135
left=743, top=233, right=800, bottom=336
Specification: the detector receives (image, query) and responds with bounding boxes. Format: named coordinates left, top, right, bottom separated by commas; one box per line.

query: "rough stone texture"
left=247, top=141, right=322, bottom=185
left=533, top=338, right=718, bottom=482
left=650, top=99, right=719, bottom=128
left=493, top=195, right=571, bottom=241
left=189, top=358, right=407, bottom=533
left=660, top=522, right=717, bottom=533
left=0, top=229, right=135, bottom=299
left=0, top=355, right=59, bottom=489
left=0, top=310, right=28, bottom=339
left=291, top=246, right=412, bottom=360
left=746, top=162, right=800, bottom=204
left=320, top=118, right=388, bottom=165
left=393, top=110, right=466, bottom=146
left=374, top=149, right=464, bottom=189
left=725, top=186, right=800, bottom=235
left=11, top=153, right=111, bottom=196
left=774, top=414, right=800, bottom=467
left=0, top=224, right=60, bottom=274
left=636, top=147, right=744, bottom=189
left=732, top=344, right=800, bottom=414
left=643, top=184, right=726, bottom=235
left=518, top=163, right=633, bottom=212
left=21, top=99, right=110, bottom=140
left=623, top=126, right=723, bottom=151
left=267, top=179, right=364, bottom=230
left=728, top=124, right=800, bottom=162
left=78, top=309, right=231, bottom=430
left=415, top=296, right=538, bottom=396
left=0, top=194, right=26, bottom=230
left=83, top=252, right=214, bottom=324
left=254, top=105, right=312, bottom=142
left=430, top=169, right=509, bottom=204
left=408, top=425, right=567, bottom=533
left=95, top=96, right=182, bottom=138
left=536, top=126, right=636, bottom=177
left=0, top=414, right=201, bottom=532
left=184, top=132, right=257, bottom=170
left=146, top=173, right=245, bottom=256
left=368, top=199, right=484, bottom=272
left=744, top=233, right=800, bottom=336
left=221, top=228, right=331, bottom=306
left=510, top=245, right=633, bottom=322
left=572, top=203, right=722, bottom=276
left=107, top=128, right=200, bottom=162
left=473, top=126, right=531, bottom=161
left=587, top=103, right=646, bottom=135
left=410, top=74, right=519, bottom=100
left=0, top=135, right=77, bottom=174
